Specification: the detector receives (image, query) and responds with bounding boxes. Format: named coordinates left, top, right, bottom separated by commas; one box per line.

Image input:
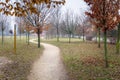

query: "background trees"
left=16, top=17, right=25, bottom=40
left=24, top=3, right=55, bottom=48
left=61, top=10, right=77, bottom=43
left=0, top=14, right=9, bottom=45
left=50, top=6, right=62, bottom=42
left=0, top=0, right=65, bottom=48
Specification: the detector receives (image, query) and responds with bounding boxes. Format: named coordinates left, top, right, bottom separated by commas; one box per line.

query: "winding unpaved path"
left=28, top=39, right=68, bottom=80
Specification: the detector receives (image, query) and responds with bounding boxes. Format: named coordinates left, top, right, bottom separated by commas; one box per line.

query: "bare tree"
left=22, top=17, right=33, bottom=45
left=24, top=3, right=55, bottom=48
left=50, top=6, right=62, bottom=42
left=16, top=17, right=25, bottom=40
left=61, top=10, right=77, bottom=43
left=0, top=14, right=8, bottom=45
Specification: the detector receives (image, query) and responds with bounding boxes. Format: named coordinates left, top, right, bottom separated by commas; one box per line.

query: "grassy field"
left=43, top=37, right=82, bottom=42
left=43, top=38, right=120, bottom=80
left=0, top=36, right=43, bottom=80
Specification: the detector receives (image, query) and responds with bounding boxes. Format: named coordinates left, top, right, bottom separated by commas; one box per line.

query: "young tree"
left=116, top=9, right=120, bottom=54
left=24, top=3, right=55, bottom=48
left=0, top=14, right=8, bottom=45
left=23, top=18, right=33, bottom=45
left=0, top=0, right=65, bottom=53
left=91, top=18, right=101, bottom=47
left=116, top=23, right=120, bottom=54
left=81, top=17, right=91, bottom=42
left=61, top=10, right=77, bottom=43
left=50, top=6, right=62, bottom=42
left=16, top=17, right=25, bottom=40
left=84, top=0, right=119, bottom=67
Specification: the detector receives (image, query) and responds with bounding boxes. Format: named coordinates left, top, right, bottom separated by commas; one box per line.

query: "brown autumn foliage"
left=84, top=0, right=120, bottom=31
left=0, top=0, right=65, bottom=16
left=25, top=24, right=50, bottom=33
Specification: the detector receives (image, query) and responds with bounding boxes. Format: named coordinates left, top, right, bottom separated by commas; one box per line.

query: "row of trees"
left=0, top=13, right=10, bottom=45
left=47, top=9, right=94, bottom=43
left=0, top=0, right=120, bottom=68
left=45, top=0, right=120, bottom=68
left=0, top=0, right=65, bottom=48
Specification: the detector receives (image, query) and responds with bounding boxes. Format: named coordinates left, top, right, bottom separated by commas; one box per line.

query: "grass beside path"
left=43, top=38, right=120, bottom=80
left=0, top=37, right=43, bottom=80
left=43, top=37, right=82, bottom=42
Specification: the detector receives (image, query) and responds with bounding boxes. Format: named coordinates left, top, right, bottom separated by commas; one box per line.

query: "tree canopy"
left=84, top=0, right=119, bottom=31
left=0, top=0, right=65, bottom=16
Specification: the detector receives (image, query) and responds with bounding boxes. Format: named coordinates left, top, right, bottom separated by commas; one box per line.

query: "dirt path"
left=28, top=39, right=68, bottom=80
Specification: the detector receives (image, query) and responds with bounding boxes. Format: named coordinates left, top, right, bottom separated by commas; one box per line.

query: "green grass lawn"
left=43, top=38, right=120, bottom=80
left=0, top=36, right=43, bottom=80
left=42, top=37, right=82, bottom=42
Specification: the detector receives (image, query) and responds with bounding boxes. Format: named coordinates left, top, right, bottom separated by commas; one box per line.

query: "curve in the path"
left=28, top=39, right=68, bottom=80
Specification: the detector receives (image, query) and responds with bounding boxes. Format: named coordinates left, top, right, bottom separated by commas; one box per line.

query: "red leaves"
left=0, top=0, right=66, bottom=16
left=84, top=0, right=119, bottom=31
left=81, top=56, right=104, bottom=66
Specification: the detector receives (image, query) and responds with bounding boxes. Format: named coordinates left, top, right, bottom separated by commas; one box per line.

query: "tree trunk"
left=98, top=28, right=101, bottom=48
left=2, top=30, right=4, bottom=45
left=28, top=30, right=30, bottom=45
left=69, top=34, right=71, bottom=43
left=37, top=29, right=40, bottom=48
left=56, top=27, right=59, bottom=42
left=79, top=34, right=81, bottom=39
left=26, top=31, right=27, bottom=43
left=83, top=28, right=85, bottom=42
left=116, top=23, right=120, bottom=54
left=14, top=24, right=16, bottom=53
left=1, top=23, right=4, bottom=45
left=96, top=31, right=97, bottom=43
left=104, top=29, right=109, bottom=67
left=20, top=28, right=21, bottom=40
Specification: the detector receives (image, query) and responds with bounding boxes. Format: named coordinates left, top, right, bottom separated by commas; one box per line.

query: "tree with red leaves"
left=84, top=0, right=119, bottom=67
left=116, top=9, right=120, bottom=54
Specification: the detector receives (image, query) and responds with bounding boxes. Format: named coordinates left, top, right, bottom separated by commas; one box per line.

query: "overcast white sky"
left=61, top=0, right=89, bottom=20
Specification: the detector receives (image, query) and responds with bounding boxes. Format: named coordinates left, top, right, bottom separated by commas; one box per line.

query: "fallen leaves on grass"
left=81, top=56, right=104, bottom=66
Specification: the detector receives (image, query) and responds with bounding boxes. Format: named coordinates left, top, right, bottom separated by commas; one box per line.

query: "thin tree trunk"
left=1, top=23, right=4, bottom=45
left=98, top=28, right=101, bottom=48
left=104, top=29, right=109, bottom=67
left=116, top=23, right=120, bottom=54
left=72, top=33, right=74, bottom=38
left=26, top=31, right=27, bottom=43
left=2, top=30, right=4, bottom=45
left=96, top=31, right=97, bottom=43
left=37, top=29, right=40, bottom=48
left=83, top=28, right=85, bottom=42
left=79, top=34, right=81, bottom=39
left=57, top=27, right=59, bottom=42
left=14, top=24, right=16, bottom=53
left=28, top=30, right=30, bottom=45
left=103, top=0, right=108, bottom=68
left=20, top=28, right=21, bottom=40
left=69, top=34, right=71, bottom=43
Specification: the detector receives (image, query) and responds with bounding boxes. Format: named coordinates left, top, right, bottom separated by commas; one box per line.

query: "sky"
left=62, top=0, right=89, bottom=17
